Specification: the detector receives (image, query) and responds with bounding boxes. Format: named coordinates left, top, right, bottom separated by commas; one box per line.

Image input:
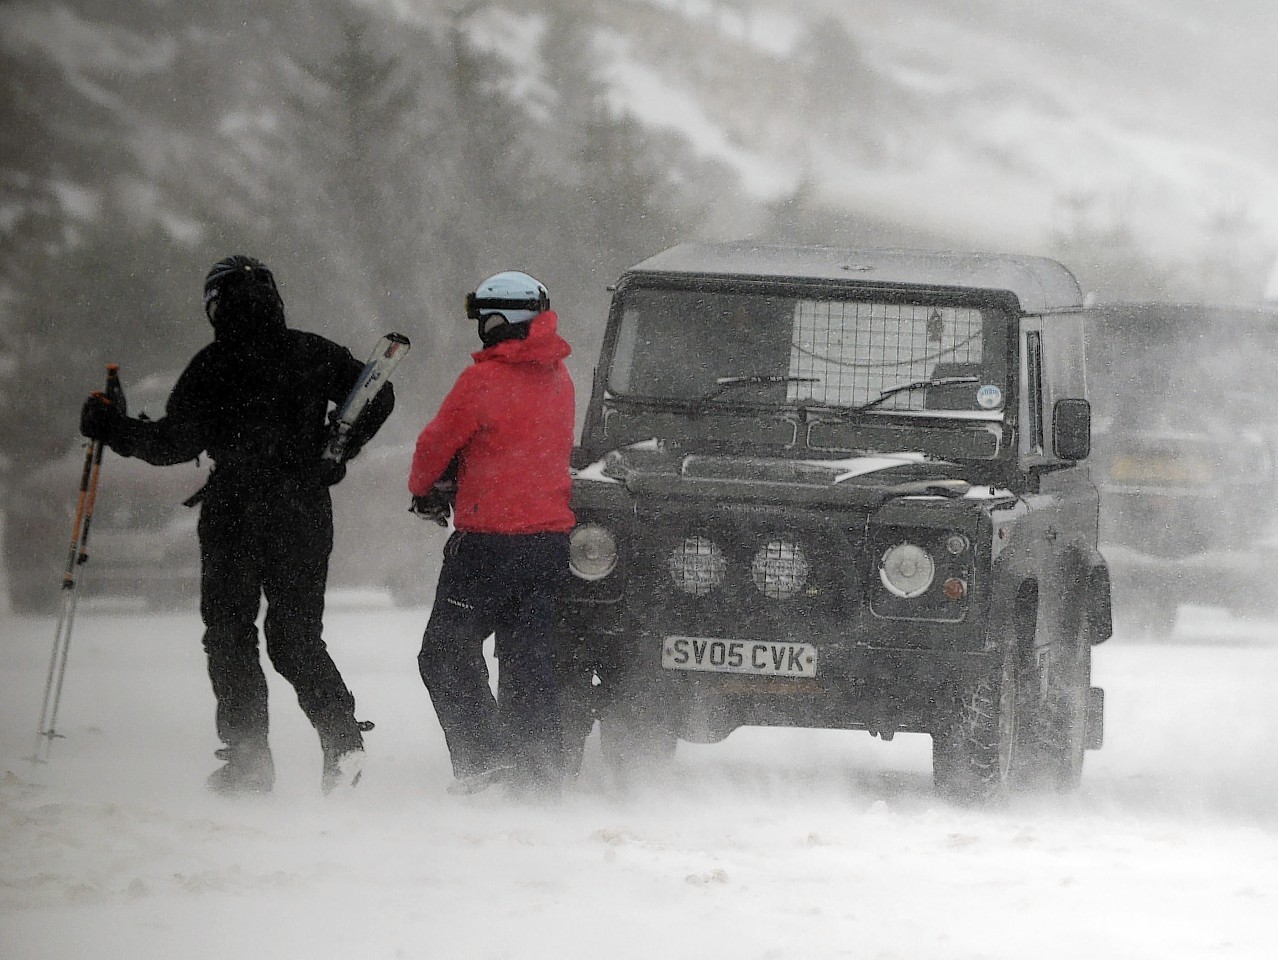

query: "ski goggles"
left=464, top=291, right=549, bottom=320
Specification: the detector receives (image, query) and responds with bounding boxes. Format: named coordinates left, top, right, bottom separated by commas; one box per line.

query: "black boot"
left=446, top=762, right=515, bottom=796
left=320, top=722, right=368, bottom=795
left=206, top=740, right=275, bottom=796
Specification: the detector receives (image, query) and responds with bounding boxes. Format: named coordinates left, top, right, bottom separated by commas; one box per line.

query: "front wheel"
left=932, top=643, right=1020, bottom=803
left=1020, top=610, right=1092, bottom=792
left=598, top=669, right=678, bottom=787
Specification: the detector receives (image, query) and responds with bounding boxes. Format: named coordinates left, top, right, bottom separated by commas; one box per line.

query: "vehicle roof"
left=623, top=241, right=1084, bottom=314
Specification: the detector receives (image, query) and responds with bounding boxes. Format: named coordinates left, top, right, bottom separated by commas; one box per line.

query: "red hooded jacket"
left=409, top=311, right=576, bottom=534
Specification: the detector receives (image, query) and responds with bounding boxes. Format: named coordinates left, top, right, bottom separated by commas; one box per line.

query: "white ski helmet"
left=465, top=270, right=549, bottom=326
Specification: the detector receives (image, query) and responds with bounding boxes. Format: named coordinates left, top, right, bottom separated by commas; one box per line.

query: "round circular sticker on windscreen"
left=976, top=384, right=1003, bottom=409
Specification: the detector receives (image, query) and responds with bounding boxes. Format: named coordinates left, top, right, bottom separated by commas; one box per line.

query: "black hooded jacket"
left=111, top=295, right=394, bottom=482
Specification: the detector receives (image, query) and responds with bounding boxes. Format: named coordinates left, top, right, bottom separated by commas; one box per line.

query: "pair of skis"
left=32, top=333, right=411, bottom=763
left=322, top=332, right=412, bottom=464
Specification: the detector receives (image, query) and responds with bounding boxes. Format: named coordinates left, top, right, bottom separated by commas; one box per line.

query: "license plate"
left=661, top=636, right=818, bottom=678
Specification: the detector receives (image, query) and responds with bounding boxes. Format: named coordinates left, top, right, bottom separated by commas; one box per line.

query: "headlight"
left=569, top=523, right=618, bottom=581
left=751, top=538, right=809, bottom=600
left=879, top=542, right=935, bottom=598
left=669, top=535, right=726, bottom=597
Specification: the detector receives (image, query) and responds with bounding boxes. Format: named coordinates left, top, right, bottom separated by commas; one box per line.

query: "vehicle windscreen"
left=608, top=285, right=1010, bottom=417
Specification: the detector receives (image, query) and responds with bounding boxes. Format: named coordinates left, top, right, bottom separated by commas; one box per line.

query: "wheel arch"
left=984, top=545, right=1039, bottom=660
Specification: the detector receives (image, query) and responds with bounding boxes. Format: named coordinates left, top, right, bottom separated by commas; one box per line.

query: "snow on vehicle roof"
left=624, top=241, right=1084, bottom=314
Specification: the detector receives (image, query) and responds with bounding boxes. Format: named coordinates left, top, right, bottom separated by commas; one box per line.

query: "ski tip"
left=385, top=332, right=410, bottom=347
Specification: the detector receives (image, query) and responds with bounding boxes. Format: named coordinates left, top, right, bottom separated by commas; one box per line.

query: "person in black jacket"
left=79, top=255, right=395, bottom=796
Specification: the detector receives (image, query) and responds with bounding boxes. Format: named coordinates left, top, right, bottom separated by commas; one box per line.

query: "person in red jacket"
left=409, top=270, right=575, bottom=798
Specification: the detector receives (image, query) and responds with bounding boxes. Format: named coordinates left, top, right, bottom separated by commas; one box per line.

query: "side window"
left=1026, top=330, right=1044, bottom=452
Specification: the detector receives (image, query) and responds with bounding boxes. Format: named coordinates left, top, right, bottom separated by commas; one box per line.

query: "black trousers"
left=197, top=476, right=360, bottom=754
left=417, top=530, right=569, bottom=788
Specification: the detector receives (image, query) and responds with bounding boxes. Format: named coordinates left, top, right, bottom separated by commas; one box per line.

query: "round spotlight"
left=751, top=539, right=810, bottom=600
left=879, top=543, right=935, bottom=598
left=669, top=536, right=727, bottom=597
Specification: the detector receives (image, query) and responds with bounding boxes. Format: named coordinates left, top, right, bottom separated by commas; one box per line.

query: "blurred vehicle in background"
left=3, top=373, right=207, bottom=614
left=330, top=440, right=443, bottom=608
left=4, top=447, right=208, bottom=614
left=2, top=374, right=440, bottom=615
left=1087, top=302, right=1278, bottom=637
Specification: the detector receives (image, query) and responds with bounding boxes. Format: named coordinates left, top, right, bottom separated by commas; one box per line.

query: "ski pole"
left=33, top=365, right=120, bottom=763
left=32, top=435, right=100, bottom=762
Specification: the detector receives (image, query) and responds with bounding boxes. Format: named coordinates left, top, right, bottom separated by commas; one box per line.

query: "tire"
left=598, top=668, right=677, bottom=785
left=933, top=642, right=1020, bottom=803
left=1020, top=607, right=1091, bottom=792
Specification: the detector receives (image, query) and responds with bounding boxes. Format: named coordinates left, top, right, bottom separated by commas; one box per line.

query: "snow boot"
left=446, top=762, right=516, bottom=797
left=206, top=741, right=275, bottom=796
left=320, top=723, right=368, bottom=795
left=322, top=747, right=365, bottom=795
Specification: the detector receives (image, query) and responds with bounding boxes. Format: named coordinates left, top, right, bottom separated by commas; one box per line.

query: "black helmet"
left=203, top=254, right=285, bottom=340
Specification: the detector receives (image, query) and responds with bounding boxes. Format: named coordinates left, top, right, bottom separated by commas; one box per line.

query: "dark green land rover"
left=555, top=242, right=1111, bottom=801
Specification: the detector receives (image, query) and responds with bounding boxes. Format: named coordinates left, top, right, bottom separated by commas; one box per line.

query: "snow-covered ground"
left=2, top=598, right=1277, bottom=960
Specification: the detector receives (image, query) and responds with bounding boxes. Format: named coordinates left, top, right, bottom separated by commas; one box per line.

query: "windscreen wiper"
left=697, top=375, right=819, bottom=403
left=854, top=376, right=980, bottom=413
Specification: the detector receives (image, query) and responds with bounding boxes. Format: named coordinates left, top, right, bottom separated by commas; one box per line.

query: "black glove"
left=323, top=416, right=370, bottom=462
left=316, top=421, right=353, bottom=486
left=80, top=392, right=120, bottom=442
left=316, top=458, right=347, bottom=486
left=409, top=487, right=452, bottom=527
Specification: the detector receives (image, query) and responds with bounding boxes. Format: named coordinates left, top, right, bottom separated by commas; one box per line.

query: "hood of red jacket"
left=472, top=311, right=571, bottom=367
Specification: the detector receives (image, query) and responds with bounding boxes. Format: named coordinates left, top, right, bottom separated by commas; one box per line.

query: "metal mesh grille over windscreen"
left=787, top=301, right=986, bottom=409
left=608, top=287, right=1004, bottom=414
